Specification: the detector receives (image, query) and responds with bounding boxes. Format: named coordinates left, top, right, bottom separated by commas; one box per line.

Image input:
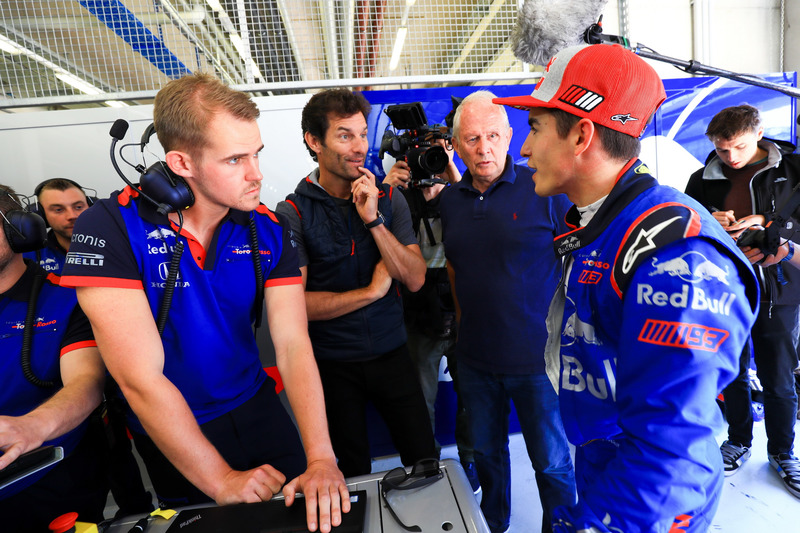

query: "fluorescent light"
left=206, top=0, right=223, bottom=12
left=55, top=73, right=102, bottom=95
left=389, top=27, right=408, bottom=71
left=105, top=100, right=129, bottom=108
left=0, top=35, right=22, bottom=55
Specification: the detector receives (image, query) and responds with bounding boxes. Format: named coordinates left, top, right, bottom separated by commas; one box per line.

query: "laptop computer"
left=165, top=490, right=366, bottom=533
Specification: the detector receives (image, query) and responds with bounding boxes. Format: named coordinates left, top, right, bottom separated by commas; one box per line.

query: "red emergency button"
left=49, top=511, right=78, bottom=533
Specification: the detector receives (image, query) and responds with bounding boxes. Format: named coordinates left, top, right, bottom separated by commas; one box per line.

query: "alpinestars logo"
left=558, top=85, right=604, bottom=112
left=621, top=216, right=683, bottom=275
left=610, top=113, right=639, bottom=125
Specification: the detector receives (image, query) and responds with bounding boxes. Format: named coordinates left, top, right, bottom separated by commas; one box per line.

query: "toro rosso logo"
left=649, top=252, right=729, bottom=285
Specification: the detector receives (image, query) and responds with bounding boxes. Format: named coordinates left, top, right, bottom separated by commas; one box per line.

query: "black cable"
left=155, top=211, right=185, bottom=336
left=21, top=269, right=59, bottom=388
left=249, top=216, right=264, bottom=329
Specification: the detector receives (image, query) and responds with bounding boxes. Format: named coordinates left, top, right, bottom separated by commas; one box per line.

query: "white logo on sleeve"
left=650, top=252, right=729, bottom=285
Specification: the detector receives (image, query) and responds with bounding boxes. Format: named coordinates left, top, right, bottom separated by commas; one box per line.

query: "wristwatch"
left=364, top=211, right=385, bottom=229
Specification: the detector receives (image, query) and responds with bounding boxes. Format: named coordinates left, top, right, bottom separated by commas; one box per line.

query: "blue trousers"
left=459, top=361, right=576, bottom=533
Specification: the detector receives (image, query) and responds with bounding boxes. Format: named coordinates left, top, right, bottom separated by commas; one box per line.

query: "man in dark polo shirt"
left=439, top=90, right=575, bottom=533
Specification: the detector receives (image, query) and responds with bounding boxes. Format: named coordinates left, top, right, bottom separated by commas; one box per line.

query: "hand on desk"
left=215, top=464, right=286, bottom=505
left=283, top=458, right=351, bottom=533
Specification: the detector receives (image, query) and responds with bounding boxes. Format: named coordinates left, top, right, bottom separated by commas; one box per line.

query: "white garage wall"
left=0, top=93, right=316, bottom=210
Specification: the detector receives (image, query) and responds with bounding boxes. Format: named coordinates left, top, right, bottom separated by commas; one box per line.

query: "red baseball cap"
left=493, top=44, right=666, bottom=138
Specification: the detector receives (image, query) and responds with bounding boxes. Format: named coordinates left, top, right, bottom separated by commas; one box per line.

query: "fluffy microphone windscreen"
left=510, top=0, right=609, bottom=66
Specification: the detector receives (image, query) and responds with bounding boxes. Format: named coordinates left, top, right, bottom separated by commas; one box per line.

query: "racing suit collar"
left=553, top=159, right=658, bottom=258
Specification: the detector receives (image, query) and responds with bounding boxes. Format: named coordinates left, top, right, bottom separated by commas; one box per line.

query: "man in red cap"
left=494, top=44, right=760, bottom=532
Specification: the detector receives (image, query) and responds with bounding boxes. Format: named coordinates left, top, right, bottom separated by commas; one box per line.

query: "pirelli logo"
left=559, top=85, right=604, bottom=112
left=638, top=319, right=729, bottom=352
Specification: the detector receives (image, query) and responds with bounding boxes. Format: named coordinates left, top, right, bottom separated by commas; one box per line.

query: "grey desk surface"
left=105, top=458, right=489, bottom=533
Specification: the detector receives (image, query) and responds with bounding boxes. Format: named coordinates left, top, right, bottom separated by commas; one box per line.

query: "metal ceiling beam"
left=170, top=0, right=245, bottom=84
left=6, top=8, right=206, bottom=30
left=320, top=0, right=339, bottom=79
left=275, top=0, right=307, bottom=81
left=0, top=70, right=545, bottom=109
left=0, top=21, right=116, bottom=92
left=80, top=0, right=190, bottom=79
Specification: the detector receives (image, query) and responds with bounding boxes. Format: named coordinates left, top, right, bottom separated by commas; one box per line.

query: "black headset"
left=2, top=193, right=47, bottom=253
left=137, top=123, right=195, bottom=214
left=28, top=178, right=97, bottom=225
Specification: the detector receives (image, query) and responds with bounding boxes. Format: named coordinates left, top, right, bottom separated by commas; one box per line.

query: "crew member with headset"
left=27, top=178, right=154, bottom=518
left=23, top=178, right=93, bottom=275
left=61, top=73, right=348, bottom=533
left=0, top=184, right=109, bottom=532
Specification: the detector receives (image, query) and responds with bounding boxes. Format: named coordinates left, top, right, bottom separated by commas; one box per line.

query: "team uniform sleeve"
left=389, top=189, right=418, bottom=246
left=555, top=238, right=756, bottom=532
left=59, top=304, right=97, bottom=357
left=59, top=197, right=143, bottom=289
left=264, top=211, right=302, bottom=287
left=274, top=200, right=308, bottom=268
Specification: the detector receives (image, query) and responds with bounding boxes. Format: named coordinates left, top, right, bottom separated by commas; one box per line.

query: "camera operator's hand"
left=726, top=214, right=766, bottom=240
left=740, top=240, right=793, bottom=267
left=383, top=161, right=411, bottom=188
left=433, top=139, right=462, bottom=185
left=351, top=167, right=380, bottom=223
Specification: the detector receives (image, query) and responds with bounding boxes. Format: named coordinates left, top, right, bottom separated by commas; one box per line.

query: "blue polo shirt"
left=61, top=187, right=301, bottom=431
left=1, top=261, right=96, bottom=498
left=439, top=156, right=570, bottom=374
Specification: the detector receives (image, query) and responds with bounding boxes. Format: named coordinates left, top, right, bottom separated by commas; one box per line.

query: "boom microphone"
left=510, top=0, right=609, bottom=66
left=108, top=119, right=173, bottom=215
left=110, top=118, right=129, bottom=141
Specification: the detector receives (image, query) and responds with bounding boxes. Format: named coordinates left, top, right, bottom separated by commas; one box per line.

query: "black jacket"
left=685, top=139, right=800, bottom=306
left=285, top=176, right=406, bottom=361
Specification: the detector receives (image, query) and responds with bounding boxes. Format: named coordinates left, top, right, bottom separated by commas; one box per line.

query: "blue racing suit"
left=546, top=160, right=759, bottom=533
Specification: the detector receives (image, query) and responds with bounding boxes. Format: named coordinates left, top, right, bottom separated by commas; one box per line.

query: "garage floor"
left=373, top=416, right=800, bottom=532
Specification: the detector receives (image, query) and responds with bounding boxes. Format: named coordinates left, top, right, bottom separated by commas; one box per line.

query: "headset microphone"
left=108, top=119, right=194, bottom=216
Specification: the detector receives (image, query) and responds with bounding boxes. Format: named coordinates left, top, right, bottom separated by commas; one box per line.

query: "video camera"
left=379, top=102, right=453, bottom=188
left=735, top=180, right=800, bottom=257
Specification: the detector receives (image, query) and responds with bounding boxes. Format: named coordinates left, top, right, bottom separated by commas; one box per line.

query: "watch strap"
left=364, top=211, right=385, bottom=229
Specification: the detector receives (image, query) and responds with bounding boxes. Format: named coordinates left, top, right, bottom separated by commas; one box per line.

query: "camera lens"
left=408, top=145, right=448, bottom=176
